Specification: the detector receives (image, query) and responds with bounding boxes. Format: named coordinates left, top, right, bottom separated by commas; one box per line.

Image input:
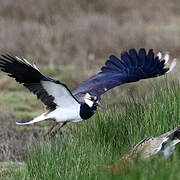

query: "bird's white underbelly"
left=48, top=105, right=82, bottom=123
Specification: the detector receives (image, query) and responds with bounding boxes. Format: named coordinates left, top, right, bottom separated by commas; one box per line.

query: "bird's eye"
left=90, top=96, right=97, bottom=101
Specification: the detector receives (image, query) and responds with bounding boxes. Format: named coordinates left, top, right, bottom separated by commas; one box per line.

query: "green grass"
left=8, top=81, right=180, bottom=180
left=0, top=91, right=42, bottom=119
left=0, top=162, right=26, bottom=179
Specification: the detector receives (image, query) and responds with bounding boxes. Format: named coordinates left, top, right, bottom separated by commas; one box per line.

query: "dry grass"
left=0, top=0, right=180, bottom=66
left=0, top=108, right=40, bottom=161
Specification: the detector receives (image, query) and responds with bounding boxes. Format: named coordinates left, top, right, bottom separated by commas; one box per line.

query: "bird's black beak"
left=96, top=100, right=104, bottom=109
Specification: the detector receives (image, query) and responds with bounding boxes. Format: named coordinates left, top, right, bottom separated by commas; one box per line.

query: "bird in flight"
left=0, top=48, right=176, bottom=136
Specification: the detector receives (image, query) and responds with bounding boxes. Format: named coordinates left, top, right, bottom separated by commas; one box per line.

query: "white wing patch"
left=157, top=52, right=162, bottom=59
left=156, top=52, right=176, bottom=74
left=163, top=53, right=170, bottom=64
left=167, top=59, right=176, bottom=73
left=41, top=81, right=79, bottom=108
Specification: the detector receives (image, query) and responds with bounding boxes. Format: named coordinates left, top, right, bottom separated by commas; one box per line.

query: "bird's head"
left=83, top=93, right=104, bottom=109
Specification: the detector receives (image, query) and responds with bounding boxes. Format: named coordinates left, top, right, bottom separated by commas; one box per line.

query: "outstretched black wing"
left=72, top=48, right=176, bottom=102
left=0, top=55, right=79, bottom=110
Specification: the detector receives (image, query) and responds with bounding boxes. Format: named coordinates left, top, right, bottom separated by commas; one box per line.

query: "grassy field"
left=1, top=80, right=178, bottom=180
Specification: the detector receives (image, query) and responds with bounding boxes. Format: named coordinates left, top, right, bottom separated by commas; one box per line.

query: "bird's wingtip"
left=157, top=52, right=162, bottom=60
left=166, top=58, right=176, bottom=73
left=156, top=51, right=176, bottom=74
left=164, top=53, right=170, bottom=64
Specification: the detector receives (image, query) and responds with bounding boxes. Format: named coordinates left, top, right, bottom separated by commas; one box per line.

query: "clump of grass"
left=11, top=81, right=180, bottom=179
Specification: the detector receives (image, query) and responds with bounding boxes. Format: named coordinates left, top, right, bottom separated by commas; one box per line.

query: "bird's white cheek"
left=84, top=99, right=93, bottom=107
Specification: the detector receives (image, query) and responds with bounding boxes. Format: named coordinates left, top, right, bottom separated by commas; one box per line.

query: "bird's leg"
left=50, top=122, right=67, bottom=138
left=44, top=121, right=59, bottom=136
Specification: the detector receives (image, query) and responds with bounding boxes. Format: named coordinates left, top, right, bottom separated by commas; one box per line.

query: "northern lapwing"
left=109, top=126, right=180, bottom=174
left=0, top=48, right=176, bottom=136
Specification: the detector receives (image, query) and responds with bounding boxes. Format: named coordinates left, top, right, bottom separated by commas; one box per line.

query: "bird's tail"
left=106, top=48, right=176, bottom=83
left=16, top=112, right=49, bottom=125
